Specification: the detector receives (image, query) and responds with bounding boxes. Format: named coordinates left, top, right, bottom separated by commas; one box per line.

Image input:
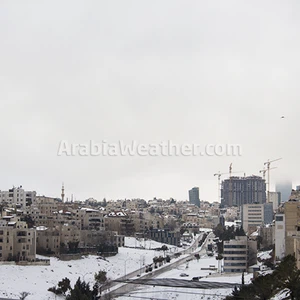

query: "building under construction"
left=221, top=175, right=266, bottom=207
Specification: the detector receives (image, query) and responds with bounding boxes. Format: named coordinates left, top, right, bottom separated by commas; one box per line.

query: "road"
left=103, top=231, right=214, bottom=299
left=114, top=278, right=240, bottom=289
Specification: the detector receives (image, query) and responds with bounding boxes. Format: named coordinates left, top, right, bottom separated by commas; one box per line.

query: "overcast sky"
left=0, top=1, right=299, bottom=202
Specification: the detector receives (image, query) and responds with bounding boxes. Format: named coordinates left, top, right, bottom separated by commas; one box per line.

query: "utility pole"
left=264, top=158, right=282, bottom=203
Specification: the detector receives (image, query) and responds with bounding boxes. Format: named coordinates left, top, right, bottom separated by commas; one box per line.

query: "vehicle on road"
left=180, top=273, right=189, bottom=277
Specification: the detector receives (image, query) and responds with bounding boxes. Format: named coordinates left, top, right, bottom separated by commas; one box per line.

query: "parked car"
left=180, top=273, right=189, bottom=277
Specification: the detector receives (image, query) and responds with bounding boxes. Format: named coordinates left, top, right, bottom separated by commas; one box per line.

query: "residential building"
left=221, top=176, right=266, bottom=207
left=36, top=226, right=60, bottom=255
left=189, top=187, right=200, bottom=207
left=223, top=235, right=257, bottom=273
left=149, top=229, right=180, bottom=246
left=0, top=217, right=36, bottom=261
left=104, top=211, right=135, bottom=236
left=0, top=186, right=36, bottom=208
left=242, top=204, right=264, bottom=233
left=264, top=203, right=274, bottom=225
left=284, top=198, right=300, bottom=256
left=258, top=224, right=274, bottom=249
left=242, top=203, right=273, bottom=233
left=276, top=181, right=292, bottom=203
left=269, top=192, right=281, bottom=210
left=274, top=213, right=285, bottom=260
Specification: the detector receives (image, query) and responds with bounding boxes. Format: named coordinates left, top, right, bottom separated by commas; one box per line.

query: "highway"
left=102, top=231, right=214, bottom=299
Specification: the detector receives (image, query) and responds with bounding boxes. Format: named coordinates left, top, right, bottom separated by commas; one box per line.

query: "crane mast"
left=263, top=158, right=282, bottom=203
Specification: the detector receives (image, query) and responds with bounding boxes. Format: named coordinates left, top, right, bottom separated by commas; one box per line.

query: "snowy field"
left=0, top=238, right=183, bottom=300
left=118, top=255, right=252, bottom=300
left=0, top=236, right=259, bottom=300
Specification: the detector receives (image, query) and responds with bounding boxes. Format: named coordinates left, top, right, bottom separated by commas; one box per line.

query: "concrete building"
left=264, top=203, right=274, bottom=225
left=0, top=217, right=36, bottom=261
left=104, top=211, right=135, bottom=236
left=36, top=226, right=60, bottom=255
left=269, top=192, right=281, bottom=210
left=223, top=235, right=257, bottom=273
left=0, top=186, right=36, bottom=208
left=189, top=187, right=200, bottom=207
left=274, top=213, right=285, bottom=260
left=242, top=204, right=264, bottom=233
left=149, top=229, right=180, bottom=246
left=284, top=198, right=300, bottom=256
left=242, top=203, right=273, bottom=233
left=258, top=224, right=274, bottom=249
left=79, top=208, right=105, bottom=231
left=221, top=176, right=266, bottom=207
left=276, top=181, right=292, bottom=203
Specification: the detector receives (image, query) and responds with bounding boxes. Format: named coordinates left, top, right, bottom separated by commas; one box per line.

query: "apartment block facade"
left=0, top=218, right=36, bottom=261
left=0, top=186, right=36, bottom=208
left=221, top=176, right=266, bottom=207
left=242, top=203, right=273, bottom=233
left=223, top=235, right=257, bottom=273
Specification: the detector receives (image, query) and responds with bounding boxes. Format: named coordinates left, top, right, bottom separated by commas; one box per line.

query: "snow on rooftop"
left=257, top=250, right=272, bottom=261
left=80, top=208, right=99, bottom=212
left=250, top=230, right=259, bottom=237
left=36, top=226, right=48, bottom=231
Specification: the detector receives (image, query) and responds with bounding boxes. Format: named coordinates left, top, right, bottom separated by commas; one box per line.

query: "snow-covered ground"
left=0, top=235, right=257, bottom=300
left=0, top=245, right=169, bottom=300
left=118, top=254, right=252, bottom=300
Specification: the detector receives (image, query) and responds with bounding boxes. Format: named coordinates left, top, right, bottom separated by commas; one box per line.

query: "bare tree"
left=19, top=292, right=30, bottom=300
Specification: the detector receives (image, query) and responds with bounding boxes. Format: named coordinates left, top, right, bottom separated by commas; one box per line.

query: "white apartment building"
left=242, top=204, right=264, bottom=233
left=242, top=203, right=273, bottom=233
left=274, top=213, right=285, bottom=260
left=0, top=186, right=36, bottom=208
left=223, top=235, right=257, bottom=273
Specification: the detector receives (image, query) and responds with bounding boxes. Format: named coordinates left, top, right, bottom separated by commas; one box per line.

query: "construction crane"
left=259, top=167, right=277, bottom=180
left=264, top=158, right=282, bottom=203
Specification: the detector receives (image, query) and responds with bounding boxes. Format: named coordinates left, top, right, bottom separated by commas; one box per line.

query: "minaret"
left=61, top=183, right=65, bottom=203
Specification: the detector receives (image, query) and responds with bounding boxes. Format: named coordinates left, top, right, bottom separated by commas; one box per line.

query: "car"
left=192, top=276, right=202, bottom=281
left=180, top=273, right=189, bottom=277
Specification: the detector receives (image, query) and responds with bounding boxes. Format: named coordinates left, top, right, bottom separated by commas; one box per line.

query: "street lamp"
left=139, top=255, right=145, bottom=275
left=124, top=258, right=130, bottom=280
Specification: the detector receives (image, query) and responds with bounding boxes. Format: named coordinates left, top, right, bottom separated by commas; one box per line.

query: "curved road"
left=102, top=232, right=214, bottom=298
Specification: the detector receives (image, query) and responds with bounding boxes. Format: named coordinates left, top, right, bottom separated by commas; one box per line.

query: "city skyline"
left=0, top=1, right=299, bottom=202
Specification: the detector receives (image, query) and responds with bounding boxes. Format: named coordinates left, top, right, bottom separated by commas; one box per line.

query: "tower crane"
left=264, top=158, right=282, bottom=203
left=259, top=167, right=277, bottom=180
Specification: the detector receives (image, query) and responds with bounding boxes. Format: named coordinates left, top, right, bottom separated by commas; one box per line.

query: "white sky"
left=0, top=1, right=299, bottom=201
